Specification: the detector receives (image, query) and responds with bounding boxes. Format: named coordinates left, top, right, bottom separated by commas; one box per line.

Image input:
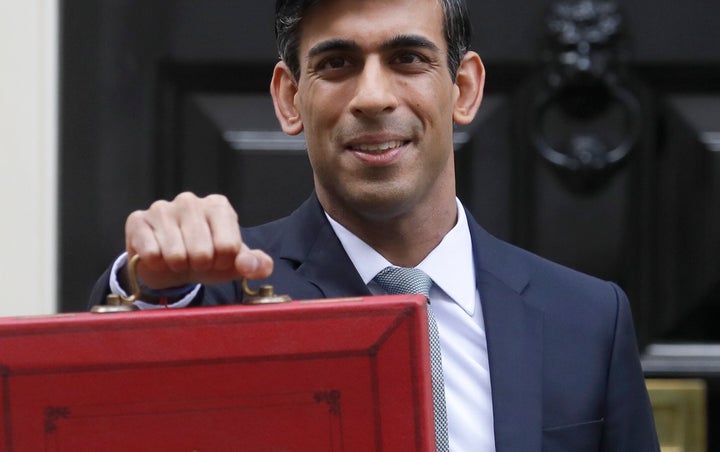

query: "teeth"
left=354, top=141, right=404, bottom=153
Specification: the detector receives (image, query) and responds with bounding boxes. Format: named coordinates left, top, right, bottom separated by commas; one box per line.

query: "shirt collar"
left=326, top=198, right=477, bottom=316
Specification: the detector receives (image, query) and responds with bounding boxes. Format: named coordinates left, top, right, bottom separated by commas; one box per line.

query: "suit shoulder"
left=474, top=225, right=624, bottom=316
left=483, top=235, right=634, bottom=363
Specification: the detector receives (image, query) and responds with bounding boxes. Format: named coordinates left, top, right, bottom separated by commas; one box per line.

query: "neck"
left=322, top=192, right=459, bottom=268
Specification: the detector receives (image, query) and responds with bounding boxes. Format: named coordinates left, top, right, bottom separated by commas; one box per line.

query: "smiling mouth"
left=350, top=140, right=409, bottom=154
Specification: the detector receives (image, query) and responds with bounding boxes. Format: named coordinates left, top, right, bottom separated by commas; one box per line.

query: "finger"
left=204, top=194, right=242, bottom=271
left=125, top=210, right=165, bottom=269
left=177, top=202, right=215, bottom=273
left=125, top=210, right=169, bottom=286
left=235, top=245, right=274, bottom=279
left=125, top=210, right=161, bottom=262
left=145, top=199, right=189, bottom=273
left=251, top=249, right=274, bottom=278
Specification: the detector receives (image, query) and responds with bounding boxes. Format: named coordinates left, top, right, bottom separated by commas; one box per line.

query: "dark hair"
left=275, top=0, right=472, bottom=81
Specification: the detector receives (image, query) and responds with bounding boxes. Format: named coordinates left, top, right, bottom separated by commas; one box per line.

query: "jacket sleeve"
left=600, top=283, right=660, bottom=451
left=87, top=265, right=113, bottom=309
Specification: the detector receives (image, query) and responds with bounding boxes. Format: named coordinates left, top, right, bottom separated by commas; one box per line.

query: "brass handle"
left=92, top=254, right=142, bottom=313
left=93, top=254, right=291, bottom=312
left=123, top=254, right=142, bottom=303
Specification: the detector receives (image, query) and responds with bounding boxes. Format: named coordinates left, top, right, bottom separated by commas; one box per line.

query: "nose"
left=348, top=57, right=398, bottom=117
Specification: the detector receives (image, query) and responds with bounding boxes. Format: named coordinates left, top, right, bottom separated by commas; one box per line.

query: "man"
left=90, top=0, right=660, bottom=450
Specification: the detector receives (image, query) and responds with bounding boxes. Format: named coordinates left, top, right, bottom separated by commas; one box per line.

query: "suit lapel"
left=297, top=223, right=372, bottom=297
left=469, top=215, right=544, bottom=452
left=277, top=194, right=371, bottom=298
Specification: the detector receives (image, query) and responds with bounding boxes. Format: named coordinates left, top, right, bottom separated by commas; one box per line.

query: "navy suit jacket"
left=90, top=194, right=659, bottom=451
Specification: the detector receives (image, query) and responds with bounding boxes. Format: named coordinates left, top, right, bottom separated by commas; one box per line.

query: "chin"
left=346, top=190, right=418, bottom=221
left=318, top=176, right=421, bottom=220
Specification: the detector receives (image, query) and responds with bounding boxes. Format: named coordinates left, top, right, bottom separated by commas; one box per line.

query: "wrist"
left=135, top=279, right=196, bottom=306
left=137, top=280, right=196, bottom=297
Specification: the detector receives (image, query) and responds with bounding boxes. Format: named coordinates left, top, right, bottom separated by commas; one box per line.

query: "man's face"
left=291, top=0, right=461, bottom=221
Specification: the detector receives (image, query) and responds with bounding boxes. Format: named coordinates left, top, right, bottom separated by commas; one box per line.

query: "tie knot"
left=373, top=266, right=432, bottom=298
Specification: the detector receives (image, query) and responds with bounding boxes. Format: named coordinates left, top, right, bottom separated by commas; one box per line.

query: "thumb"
left=235, top=246, right=274, bottom=279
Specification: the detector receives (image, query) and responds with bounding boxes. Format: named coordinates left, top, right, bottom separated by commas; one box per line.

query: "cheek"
left=298, top=90, right=339, bottom=128
left=405, top=81, right=453, bottom=119
left=304, top=146, right=325, bottom=177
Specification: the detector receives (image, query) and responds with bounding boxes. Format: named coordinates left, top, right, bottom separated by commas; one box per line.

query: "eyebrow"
left=306, top=34, right=441, bottom=59
left=307, top=39, right=361, bottom=59
left=381, top=34, right=441, bottom=53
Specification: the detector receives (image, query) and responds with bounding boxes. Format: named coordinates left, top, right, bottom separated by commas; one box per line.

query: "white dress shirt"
left=327, top=198, right=496, bottom=451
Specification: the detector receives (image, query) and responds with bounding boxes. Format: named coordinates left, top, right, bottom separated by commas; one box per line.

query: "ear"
left=270, top=61, right=304, bottom=135
left=452, top=51, right=485, bottom=125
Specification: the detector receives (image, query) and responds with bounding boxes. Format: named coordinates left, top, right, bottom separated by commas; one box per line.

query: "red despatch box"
left=0, top=295, right=435, bottom=451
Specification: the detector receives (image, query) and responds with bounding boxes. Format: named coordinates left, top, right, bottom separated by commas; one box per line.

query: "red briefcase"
left=0, top=295, right=434, bottom=451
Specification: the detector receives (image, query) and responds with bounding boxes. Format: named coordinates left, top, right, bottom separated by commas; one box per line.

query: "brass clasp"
left=241, top=279, right=292, bottom=305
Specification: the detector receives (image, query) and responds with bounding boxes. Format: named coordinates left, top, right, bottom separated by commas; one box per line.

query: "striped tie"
left=374, top=266, right=449, bottom=452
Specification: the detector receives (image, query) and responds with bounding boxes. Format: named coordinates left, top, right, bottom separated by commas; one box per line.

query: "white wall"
left=0, top=0, right=58, bottom=316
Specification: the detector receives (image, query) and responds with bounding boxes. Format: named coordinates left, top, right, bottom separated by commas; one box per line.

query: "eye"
left=317, top=56, right=352, bottom=71
left=392, top=52, right=426, bottom=65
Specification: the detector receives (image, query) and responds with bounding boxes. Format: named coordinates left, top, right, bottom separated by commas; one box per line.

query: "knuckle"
left=215, top=239, right=242, bottom=256
left=125, top=210, right=145, bottom=228
left=164, top=251, right=189, bottom=271
left=205, top=194, right=238, bottom=221
left=138, top=251, right=165, bottom=270
left=189, top=250, right=214, bottom=271
left=148, top=199, right=172, bottom=214
left=168, top=192, right=201, bottom=212
left=204, top=193, right=229, bottom=205
left=163, top=249, right=187, bottom=263
left=174, top=191, right=199, bottom=203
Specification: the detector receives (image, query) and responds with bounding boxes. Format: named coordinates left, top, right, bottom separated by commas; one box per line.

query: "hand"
left=124, top=192, right=273, bottom=289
